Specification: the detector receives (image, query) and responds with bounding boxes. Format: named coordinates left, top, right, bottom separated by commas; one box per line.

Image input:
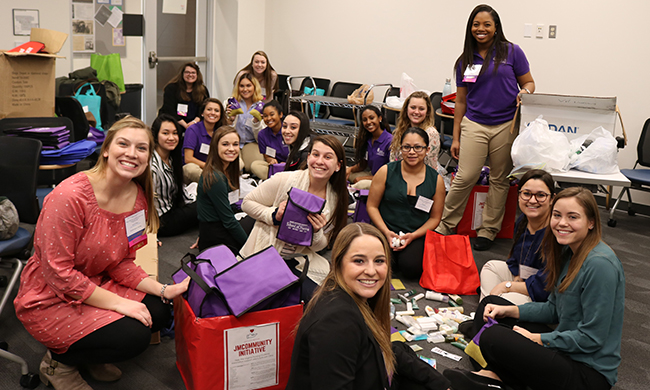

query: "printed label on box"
left=224, top=322, right=279, bottom=390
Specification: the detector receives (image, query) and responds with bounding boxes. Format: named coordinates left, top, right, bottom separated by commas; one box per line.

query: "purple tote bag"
left=172, top=245, right=237, bottom=318
left=277, top=187, right=326, bottom=246
left=353, top=189, right=370, bottom=223
left=268, top=163, right=286, bottom=177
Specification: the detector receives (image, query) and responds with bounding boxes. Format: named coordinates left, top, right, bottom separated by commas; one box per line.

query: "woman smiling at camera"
left=182, top=98, right=227, bottom=183
left=367, top=127, right=445, bottom=280
left=286, top=223, right=451, bottom=390
left=444, top=187, right=625, bottom=390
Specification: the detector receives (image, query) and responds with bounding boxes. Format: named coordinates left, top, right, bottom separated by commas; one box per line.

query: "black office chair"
left=608, top=118, right=650, bottom=227
left=299, top=77, right=331, bottom=119
left=0, top=136, right=41, bottom=389
left=382, top=86, right=400, bottom=126
left=326, top=81, right=362, bottom=124
left=56, top=96, right=91, bottom=142
left=430, top=92, right=455, bottom=169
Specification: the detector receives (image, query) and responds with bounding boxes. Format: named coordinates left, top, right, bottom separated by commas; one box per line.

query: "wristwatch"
left=505, top=281, right=512, bottom=291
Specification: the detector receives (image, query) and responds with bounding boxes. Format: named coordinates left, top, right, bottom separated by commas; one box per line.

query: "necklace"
left=519, top=228, right=534, bottom=265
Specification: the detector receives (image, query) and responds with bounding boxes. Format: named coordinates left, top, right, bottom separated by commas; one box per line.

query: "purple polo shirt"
left=182, top=121, right=212, bottom=163
left=366, top=130, right=393, bottom=175
left=258, top=126, right=289, bottom=162
left=456, top=43, right=530, bottom=125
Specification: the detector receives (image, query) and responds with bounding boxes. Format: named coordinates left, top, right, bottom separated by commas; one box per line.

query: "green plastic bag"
left=91, top=53, right=125, bottom=93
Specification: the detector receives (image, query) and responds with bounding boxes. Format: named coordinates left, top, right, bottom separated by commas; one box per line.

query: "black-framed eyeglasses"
left=519, top=190, right=550, bottom=202
left=400, top=145, right=426, bottom=153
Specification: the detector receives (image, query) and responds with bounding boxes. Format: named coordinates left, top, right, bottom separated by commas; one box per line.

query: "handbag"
left=172, top=245, right=238, bottom=318
left=277, top=187, right=326, bottom=246
left=419, top=230, right=480, bottom=295
left=352, top=189, right=371, bottom=223
left=174, top=296, right=302, bottom=390
left=74, top=83, right=103, bottom=130
left=268, top=162, right=286, bottom=177
left=91, top=53, right=125, bottom=93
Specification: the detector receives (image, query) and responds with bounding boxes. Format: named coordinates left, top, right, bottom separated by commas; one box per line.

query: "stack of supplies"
left=39, top=140, right=97, bottom=165
left=3, top=126, right=70, bottom=150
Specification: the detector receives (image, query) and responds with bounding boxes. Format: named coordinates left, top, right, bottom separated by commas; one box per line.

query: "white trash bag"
left=568, top=126, right=619, bottom=174
left=511, top=115, right=571, bottom=173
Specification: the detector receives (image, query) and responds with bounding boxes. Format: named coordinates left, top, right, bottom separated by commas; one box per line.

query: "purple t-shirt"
left=183, top=121, right=212, bottom=163
left=456, top=43, right=530, bottom=125
left=366, top=130, right=393, bottom=175
left=257, top=126, right=289, bottom=162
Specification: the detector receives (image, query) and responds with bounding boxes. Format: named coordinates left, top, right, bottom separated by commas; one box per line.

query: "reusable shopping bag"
left=277, top=187, right=326, bottom=246
left=174, top=296, right=302, bottom=390
left=352, top=189, right=371, bottom=224
left=268, top=162, right=286, bottom=177
left=464, top=317, right=499, bottom=368
left=90, top=53, right=125, bottom=92
left=74, top=83, right=103, bottom=130
left=419, top=231, right=480, bottom=295
left=303, top=86, right=325, bottom=118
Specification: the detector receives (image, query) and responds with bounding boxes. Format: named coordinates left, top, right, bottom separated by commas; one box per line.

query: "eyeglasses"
left=400, top=145, right=426, bottom=153
left=519, top=190, right=550, bottom=202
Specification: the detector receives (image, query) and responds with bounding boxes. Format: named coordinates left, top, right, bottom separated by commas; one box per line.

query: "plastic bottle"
left=425, top=291, right=449, bottom=303
left=442, top=78, right=452, bottom=97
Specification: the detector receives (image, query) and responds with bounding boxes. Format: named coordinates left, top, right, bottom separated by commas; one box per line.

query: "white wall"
left=263, top=0, right=650, bottom=205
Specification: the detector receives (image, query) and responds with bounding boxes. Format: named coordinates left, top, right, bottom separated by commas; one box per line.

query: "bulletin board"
left=71, top=0, right=125, bottom=56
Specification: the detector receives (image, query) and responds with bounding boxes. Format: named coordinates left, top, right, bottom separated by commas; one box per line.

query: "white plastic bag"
left=400, top=73, right=417, bottom=99
left=511, top=116, right=571, bottom=173
left=568, top=126, right=619, bottom=174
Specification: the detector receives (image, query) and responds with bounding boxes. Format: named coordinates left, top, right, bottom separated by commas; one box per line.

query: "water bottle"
left=442, top=78, right=452, bottom=97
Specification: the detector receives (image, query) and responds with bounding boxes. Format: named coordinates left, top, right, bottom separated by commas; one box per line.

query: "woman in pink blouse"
left=14, top=117, right=189, bottom=390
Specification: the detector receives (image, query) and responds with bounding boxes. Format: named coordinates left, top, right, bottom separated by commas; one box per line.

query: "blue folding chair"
left=608, top=118, right=650, bottom=227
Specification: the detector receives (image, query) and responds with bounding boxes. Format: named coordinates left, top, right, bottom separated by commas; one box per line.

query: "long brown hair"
left=231, top=72, right=264, bottom=103
left=89, top=116, right=159, bottom=232
left=198, top=98, right=227, bottom=129
left=201, top=126, right=240, bottom=191
left=541, top=187, right=602, bottom=292
left=301, top=223, right=396, bottom=377
left=233, top=50, right=278, bottom=96
left=308, top=135, right=348, bottom=246
left=391, top=91, right=435, bottom=156
left=165, top=62, right=208, bottom=103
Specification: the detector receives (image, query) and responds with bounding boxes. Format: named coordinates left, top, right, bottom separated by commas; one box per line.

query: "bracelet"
left=160, top=284, right=169, bottom=304
left=523, top=88, right=531, bottom=94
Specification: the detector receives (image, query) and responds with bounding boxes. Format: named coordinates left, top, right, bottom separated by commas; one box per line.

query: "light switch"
left=524, top=23, right=532, bottom=38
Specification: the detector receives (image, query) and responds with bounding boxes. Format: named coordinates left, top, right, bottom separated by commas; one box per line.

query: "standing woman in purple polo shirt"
left=436, top=4, right=535, bottom=251
left=250, top=100, right=290, bottom=179
left=182, top=98, right=227, bottom=183
left=346, top=105, right=393, bottom=186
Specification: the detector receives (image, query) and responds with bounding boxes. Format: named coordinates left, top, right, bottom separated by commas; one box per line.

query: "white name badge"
left=199, top=143, right=210, bottom=155
left=124, top=209, right=147, bottom=250
left=177, top=103, right=188, bottom=117
left=265, top=146, right=277, bottom=158
left=462, top=64, right=482, bottom=83
left=365, top=151, right=368, bottom=160
left=519, top=264, right=539, bottom=280
left=415, top=196, right=434, bottom=213
left=228, top=189, right=240, bottom=204
left=82, top=105, right=89, bottom=113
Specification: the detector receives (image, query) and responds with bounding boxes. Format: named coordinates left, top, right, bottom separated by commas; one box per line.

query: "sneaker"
left=472, top=237, right=494, bottom=251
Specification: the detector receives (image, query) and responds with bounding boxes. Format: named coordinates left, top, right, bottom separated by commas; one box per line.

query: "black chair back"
left=56, top=96, right=90, bottom=142
left=383, top=87, right=400, bottom=125
left=0, top=136, right=42, bottom=224
left=329, top=81, right=362, bottom=120
left=637, top=118, right=650, bottom=168
left=429, top=92, right=444, bottom=132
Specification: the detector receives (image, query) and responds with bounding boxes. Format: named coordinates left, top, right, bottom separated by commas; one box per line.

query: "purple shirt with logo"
left=456, top=43, right=530, bottom=125
left=183, top=121, right=212, bottom=163
left=366, top=130, right=393, bottom=175
left=258, top=126, right=289, bottom=162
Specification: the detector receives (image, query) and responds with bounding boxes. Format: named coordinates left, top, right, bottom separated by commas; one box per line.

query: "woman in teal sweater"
left=197, top=126, right=249, bottom=252
left=444, top=187, right=624, bottom=390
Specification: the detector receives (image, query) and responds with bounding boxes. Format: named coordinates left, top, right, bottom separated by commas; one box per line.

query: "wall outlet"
left=536, top=24, right=544, bottom=38
left=549, top=25, right=557, bottom=39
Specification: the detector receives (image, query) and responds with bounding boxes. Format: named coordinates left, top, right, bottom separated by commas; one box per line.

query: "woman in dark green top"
left=367, top=127, right=445, bottom=279
left=197, top=126, right=248, bottom=253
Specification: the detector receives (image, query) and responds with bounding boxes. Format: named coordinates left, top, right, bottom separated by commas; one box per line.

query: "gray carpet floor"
left=1, top=206, right=648, bottom=389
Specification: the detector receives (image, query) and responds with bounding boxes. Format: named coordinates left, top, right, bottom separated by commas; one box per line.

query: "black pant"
left=52, top=295, right=171, bottom=366
left=472, top=296, right=610, bottom=390
left=390, top=236, right=426, bottom=280
left=158, top=202, right=198, bottom=237
left=285, top=257, right=318, bottom=304
left=197, top=216, right=254, bottom=254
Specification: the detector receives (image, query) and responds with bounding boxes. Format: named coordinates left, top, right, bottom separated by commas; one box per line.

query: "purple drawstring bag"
left=277, top=187, right=326, bottom=246
left=353, top=189, right=370, bottom=223
left=214, top=246, right=308, bottom=317
left=172, top=245, right=237, bottom=318
left=268, top=163, right=286, bottom=177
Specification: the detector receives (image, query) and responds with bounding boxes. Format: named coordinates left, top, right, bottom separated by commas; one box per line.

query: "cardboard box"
left=518, top=93, right=622, bottom=142
left=0, top=28, right=67, bottom=119
left=134, top=233, right=161, bottom=344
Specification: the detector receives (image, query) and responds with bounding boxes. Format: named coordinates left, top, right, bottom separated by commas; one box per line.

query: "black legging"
left=52, top=295, right=171, bottom=366
left=390, top=236, right=426, bottom=280
left=158, top=202, right=198, bottom=237
left=471, top=295, right=611, bottom=390
left=197, top=216, right=255, bottom=254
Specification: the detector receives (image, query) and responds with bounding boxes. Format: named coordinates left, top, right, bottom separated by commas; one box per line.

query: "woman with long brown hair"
left=445, top=187, right=625, bottom=390
left=159, top=62, right=209, bottom=128
left=234, top=50, right=279, bottom=99
left=286, top=223, right=450, bottom=390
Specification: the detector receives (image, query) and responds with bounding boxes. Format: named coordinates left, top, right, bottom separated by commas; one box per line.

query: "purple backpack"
left=277, top=187, right=326, bottom=247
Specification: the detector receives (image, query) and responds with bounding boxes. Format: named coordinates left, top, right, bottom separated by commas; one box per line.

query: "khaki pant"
left=241, top=142, right=264, bottom=173
left=437, top=117, right=517, bottom=240
left=250, top=160, right=270, bottom=180
left=479, top=260, right=532, bottom=305
left=183, top=163, right=203, bottom=184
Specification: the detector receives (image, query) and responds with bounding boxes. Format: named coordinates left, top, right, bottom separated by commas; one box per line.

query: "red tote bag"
left=174, top=297, right=303, bottom=390
left=419, top=231, right=480, bottom=295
